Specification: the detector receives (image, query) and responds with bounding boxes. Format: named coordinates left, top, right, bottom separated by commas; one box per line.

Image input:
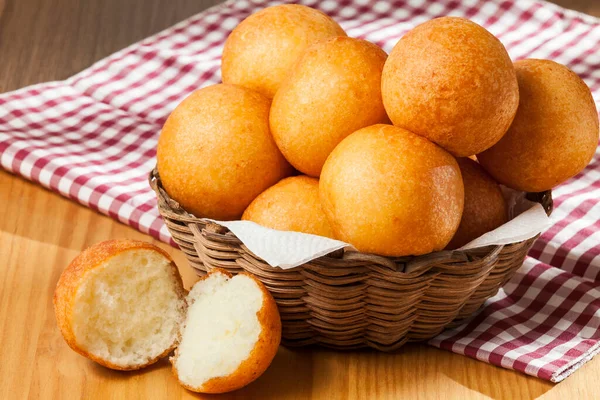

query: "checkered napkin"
left=1, top=0, right=599, bottom=383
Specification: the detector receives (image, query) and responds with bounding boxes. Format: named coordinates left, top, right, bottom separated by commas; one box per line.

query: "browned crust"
left=241, top=175, right=335, bottom=238
left=53, top=239, right=185, bottom=371
left=477, top=59, right=599, bottom=192
left=221, top=4, right=346, bottom=98
left=446, top=158, right=508, bottom=249
left=381, top=17, right=519, bottom=157
left=157, top=84, right=293, bottom=220
left=172, top=268, right=282, bottom=394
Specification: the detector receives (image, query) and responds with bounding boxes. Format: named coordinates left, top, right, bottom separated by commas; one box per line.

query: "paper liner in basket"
left=210, top=188, right=551, bottom=269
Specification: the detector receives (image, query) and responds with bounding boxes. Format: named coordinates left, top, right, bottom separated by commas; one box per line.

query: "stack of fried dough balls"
left=157, top=5, right=598, bottom=257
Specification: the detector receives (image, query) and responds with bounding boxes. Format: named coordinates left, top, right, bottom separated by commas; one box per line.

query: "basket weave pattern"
left=150, top=169, right=552, bottom=351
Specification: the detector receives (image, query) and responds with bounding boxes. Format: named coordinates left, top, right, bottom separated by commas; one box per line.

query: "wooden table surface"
left=1, top=0, right=599, bottom=399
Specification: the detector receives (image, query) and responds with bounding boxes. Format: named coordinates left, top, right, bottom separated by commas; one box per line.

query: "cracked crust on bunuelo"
left=171, top=268, right=282, bottom=394
left=53, top=239, right=186, bottom=371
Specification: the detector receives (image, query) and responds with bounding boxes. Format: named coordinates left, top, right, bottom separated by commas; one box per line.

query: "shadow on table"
left=222, top=346, right=314, bottom=399
left=222, top=343, right=554, bottom=399
left=179, top=347, right=314, bottom=399
left=435, top=348, right=554, bottom=400
left=316, top=343, right=555, bottom=399
left=89, top=356, right=170, bottom=378
left=86, top=341, right=554, bottom=399
left=89, top=346, right=313, bottom=399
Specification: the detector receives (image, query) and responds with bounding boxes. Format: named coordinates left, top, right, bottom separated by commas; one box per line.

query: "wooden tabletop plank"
left=1, top=1, right=599, bottom=398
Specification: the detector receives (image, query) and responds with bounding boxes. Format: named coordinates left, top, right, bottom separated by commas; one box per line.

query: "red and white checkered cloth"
left=1, top=0, right=599, bottom=383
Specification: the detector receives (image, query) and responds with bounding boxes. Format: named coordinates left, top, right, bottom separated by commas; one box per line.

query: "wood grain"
left=551, top=0, right=600, bottom=16
left=0, top=1, right=599, bottom=399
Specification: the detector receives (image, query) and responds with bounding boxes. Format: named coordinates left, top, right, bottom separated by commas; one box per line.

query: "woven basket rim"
left=148, top=167, right=553, bottom=272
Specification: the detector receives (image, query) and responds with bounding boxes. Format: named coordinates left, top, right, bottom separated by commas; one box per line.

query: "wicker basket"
left=150, top=168, right=552, bottom=351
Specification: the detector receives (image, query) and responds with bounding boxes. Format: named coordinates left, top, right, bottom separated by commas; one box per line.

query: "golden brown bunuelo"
left=242, top=175, right=335, bottom=239
left=478, top=59, right=599, bottom=192
left=382, top=17, right=519, bottom=157
left=222, top=4, right=346, bottom=99
left=446, top=158, right=508, bottom=250
left=270, top=36, right=388, bottom=177
left=157, top=84, right=292, bottom=220
left=319, top=124, right=464, bottom=257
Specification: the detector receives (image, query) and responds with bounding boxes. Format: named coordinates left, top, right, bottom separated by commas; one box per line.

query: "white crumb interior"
left=175, top=273, right=263, bottom=389
left=72, top=249, right=185, bottom=368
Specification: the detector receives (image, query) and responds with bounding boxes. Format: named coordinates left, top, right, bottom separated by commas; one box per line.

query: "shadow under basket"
left=150, top=168, right=553, bottom=351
